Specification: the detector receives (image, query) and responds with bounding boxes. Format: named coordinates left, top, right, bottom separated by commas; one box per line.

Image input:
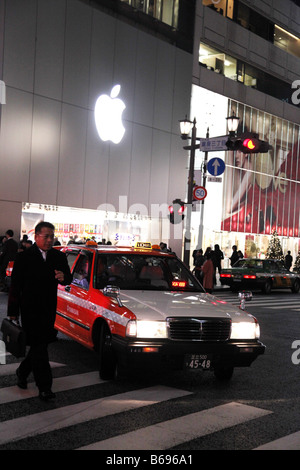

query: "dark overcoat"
left=8, top=243, right=72, bottom=345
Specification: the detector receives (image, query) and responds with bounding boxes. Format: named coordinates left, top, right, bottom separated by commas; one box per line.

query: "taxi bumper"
left=113, top=336, right=265, bottom=370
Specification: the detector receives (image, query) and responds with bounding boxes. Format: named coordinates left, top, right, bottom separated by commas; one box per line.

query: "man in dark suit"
left=0, top=229, right=18, bottom=288
left=7, top=221, right=72, bottom=401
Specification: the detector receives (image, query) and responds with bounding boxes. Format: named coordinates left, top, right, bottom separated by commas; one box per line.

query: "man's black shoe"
left=16, top=367, right=27, bottom=389
left=39, top=390, right=56, bottom=401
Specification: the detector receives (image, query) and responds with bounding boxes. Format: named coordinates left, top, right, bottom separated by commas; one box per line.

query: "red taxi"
left=55, top=243, right=265, bottom=381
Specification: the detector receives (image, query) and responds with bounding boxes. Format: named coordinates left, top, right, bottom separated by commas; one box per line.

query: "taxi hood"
left=120, top=290, right=250, bottom=322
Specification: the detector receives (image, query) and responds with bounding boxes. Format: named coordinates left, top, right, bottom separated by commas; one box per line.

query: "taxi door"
left=275, top=260, right=293, bottom=288
left=56, top=250, right=94, bottom=345
left=271, top=260, right=290, bottom=288
left=56, top=247, right=79, bottom=320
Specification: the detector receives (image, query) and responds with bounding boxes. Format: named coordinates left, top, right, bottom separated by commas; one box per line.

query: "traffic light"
left=226, top=132, right=272, bottom=154
left=168, top=199, right=185, bottom=224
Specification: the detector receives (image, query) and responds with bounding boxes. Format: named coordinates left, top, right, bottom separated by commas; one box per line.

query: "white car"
left=56, top=243, right=265, bottom=381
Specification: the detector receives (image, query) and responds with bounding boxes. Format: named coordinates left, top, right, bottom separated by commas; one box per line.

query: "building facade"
left=0, top=0, right=194, bottom=255
left=189, top=0, right=300, bottom=266
left=0, top=0, right=300, bottom=267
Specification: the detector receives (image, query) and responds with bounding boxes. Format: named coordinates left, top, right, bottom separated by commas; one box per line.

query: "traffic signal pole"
left=183, top=119, right=197, bottom=268
left=180, top=113, right=242, bottom=269
left=197, top=128, right=209, bottom=254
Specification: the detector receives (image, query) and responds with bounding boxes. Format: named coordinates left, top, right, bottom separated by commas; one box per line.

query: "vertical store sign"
left=94, top=85, right=126, bottom=144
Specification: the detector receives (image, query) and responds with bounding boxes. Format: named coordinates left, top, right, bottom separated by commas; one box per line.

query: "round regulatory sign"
left=193, top=185, right=207, bottom=201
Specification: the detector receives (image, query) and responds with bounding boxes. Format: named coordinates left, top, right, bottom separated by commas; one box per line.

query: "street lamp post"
left=179, top=117, right=199, bottom=267
left=197, top=127, right=209, bottom=254
left=180, top=113, right=239, bottom=268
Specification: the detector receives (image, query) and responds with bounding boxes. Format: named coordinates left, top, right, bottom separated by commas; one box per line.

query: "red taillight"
left=220, top=273, right=231, bottom=278
left=243, top=274, right=256, bottom=279
left=172, top=280, right=187, bottom=288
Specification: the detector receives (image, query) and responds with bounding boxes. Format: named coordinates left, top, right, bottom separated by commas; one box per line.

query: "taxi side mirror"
left=103, top=285, right=123, bottom=307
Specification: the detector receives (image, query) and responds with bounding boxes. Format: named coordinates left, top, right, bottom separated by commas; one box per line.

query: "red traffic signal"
left=243, top=137, right=259, bottom=151
left=226, top=132, right=272, bottom=154
left=240, top=133, right=271, bottom=153
left=169, top=199, right=185, bottom=224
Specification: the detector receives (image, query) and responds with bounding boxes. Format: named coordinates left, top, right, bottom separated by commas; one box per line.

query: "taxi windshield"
left=233, top=259, right=263, bottom=268
left=95, top=253, right=204, bottom=292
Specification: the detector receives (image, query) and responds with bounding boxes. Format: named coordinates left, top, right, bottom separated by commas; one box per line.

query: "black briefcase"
left=1, top=318, right=26, bottom=358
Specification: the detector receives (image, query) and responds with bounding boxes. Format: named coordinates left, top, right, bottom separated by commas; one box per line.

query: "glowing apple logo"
left=94, top=85, right=126, bottom=144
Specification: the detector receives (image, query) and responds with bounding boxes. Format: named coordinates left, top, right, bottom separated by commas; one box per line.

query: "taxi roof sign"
left=134, top=242, right=152, bottom=250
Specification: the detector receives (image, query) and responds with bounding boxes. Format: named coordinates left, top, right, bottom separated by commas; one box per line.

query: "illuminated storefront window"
left=222, top=101, right=300, bottom=240
left=21, top=203, right=153, bottom=246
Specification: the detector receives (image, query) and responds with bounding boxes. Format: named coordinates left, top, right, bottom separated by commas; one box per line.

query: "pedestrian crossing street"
left=0, top=354, right=299, bottom=450
left=213, top=290, right=300, bottom=311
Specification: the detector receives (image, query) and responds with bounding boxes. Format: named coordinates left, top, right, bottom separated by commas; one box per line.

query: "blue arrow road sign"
left=207, top=158, right=225, bottom=176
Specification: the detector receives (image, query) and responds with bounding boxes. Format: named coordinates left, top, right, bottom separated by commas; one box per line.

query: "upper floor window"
left=199, top=43, right=237, bottom=79
left=199, top=42, right=297, bottom=106
left=120, top=0, right=179, bottom=29
left=203, top=0, right=300, bottom=59
left=202, top=0, right=233, bottom=19
left=274, top=25, right=300, bottom=58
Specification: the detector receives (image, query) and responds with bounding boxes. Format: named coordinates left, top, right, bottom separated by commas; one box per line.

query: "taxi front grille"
left=167, top=318, right=231, bottom=341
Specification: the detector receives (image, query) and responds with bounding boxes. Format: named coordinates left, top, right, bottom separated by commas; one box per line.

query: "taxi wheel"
left=98, top=323, right=117, bottom=380
left=262, top=280, right=272, bottom=294
left=292, top=280, right=300, bottom=293
left=214, top=366, right=234, bottom=381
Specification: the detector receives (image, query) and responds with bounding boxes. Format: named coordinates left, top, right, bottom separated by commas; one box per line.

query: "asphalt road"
left=0, top=288, right=300, bottom=453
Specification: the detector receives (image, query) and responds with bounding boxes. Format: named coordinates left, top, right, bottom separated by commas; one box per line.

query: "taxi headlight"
left=126, top=320, right=167, bottom=339
left=230, top=321, right=260, bottom=340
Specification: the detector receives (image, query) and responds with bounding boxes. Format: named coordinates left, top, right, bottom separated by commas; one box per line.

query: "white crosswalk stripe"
left=255, top=431, right=300, bottom=450
left=0, top=385, right=192, bottom=446
left=0, top=365, right=298, bottom=450
left=78, top=402, right=272, bottom=450
left=214, top=291, right=300, bottom=310
left=0, top=371, right=101, bottom=404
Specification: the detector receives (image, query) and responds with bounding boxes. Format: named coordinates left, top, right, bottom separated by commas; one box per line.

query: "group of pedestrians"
left=192, top=244, right=224, bottom=294
left=193, top=244, right=245, bottom=294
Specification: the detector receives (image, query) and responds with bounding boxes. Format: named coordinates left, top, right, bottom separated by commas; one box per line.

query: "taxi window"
left=65, top=251, right=79, bottom=271
left=95, top=254, right=204, bottom=292
left=72, top=252, right=93, bottom=290
left=275, top=260, right=286, bottom=271
left=267, top=260, right=279, bottom=271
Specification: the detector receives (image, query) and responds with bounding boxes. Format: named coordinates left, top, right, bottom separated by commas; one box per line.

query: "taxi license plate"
left=184, top=354, right=211, bottom=370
